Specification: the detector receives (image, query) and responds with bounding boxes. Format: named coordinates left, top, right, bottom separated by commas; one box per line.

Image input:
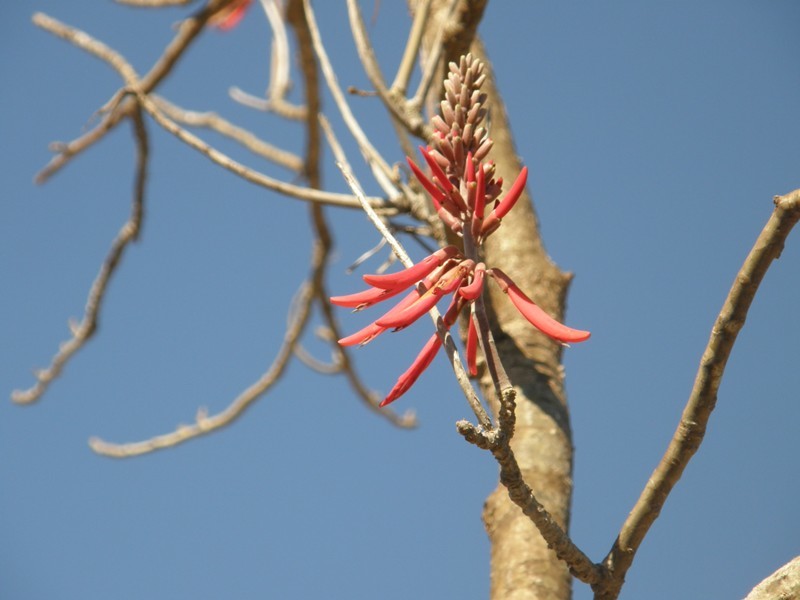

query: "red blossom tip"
left=458, top=263, right=485, bottom=300
left=362, top=246, right=460, bottom=291
left=489, top=268, right=591, bottom=344
left=481, top=167, right=528, bottom=236
left=419, top=146, right=454, bottom=194
left=380, top=334, right=442, bottom=406
left=338, top=322, right=385, bottom=347
left=374, top=263, right=467, bottom=330
left=329, top=285, right=405, bottom=309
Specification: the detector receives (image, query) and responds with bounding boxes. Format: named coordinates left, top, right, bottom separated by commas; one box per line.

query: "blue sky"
left=2, top=2, right=799, bottom=599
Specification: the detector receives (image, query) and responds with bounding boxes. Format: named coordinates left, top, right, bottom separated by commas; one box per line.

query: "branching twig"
left=33, top=1, right=231, bottom=183
left=12, top=106, right=150, bottom=405
left=345, top=0, right=428, bottom=138
left=302, top=0, right=406, bottom=200
left=90, top=280, right=316, bottom=457
left=152, top=95, right=304, bottom=171
left=595, top=189, right=800, bottom=600
left=137, top=92, right=392, bottom=210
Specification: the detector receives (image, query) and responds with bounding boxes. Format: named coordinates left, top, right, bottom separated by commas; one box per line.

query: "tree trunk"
left=417, top=4, right=575, bottom=599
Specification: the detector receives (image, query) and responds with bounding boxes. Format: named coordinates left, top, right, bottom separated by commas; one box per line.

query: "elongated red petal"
left=458, top=263, right=485, bottom=300
left=211, top=0, right=252, bottom=30
left=380, top=334, right=442, bottom=406
left=471, top=163, right=487, bottom=238
left=330, top=284, right=405, bottom=309
left=419, top=146, right=454, bottom=194
left=407, top=157, right=448, bottom=208
left=466, top=313, right=479, bottom=376
left=489, top=268, right=591, bottom=343
left=481, top=167, right=528, bottom=235
left=376, top=264, right=467, bottom=329
left=338, top=322, right=385, bottom=347
left=362, top=246, right=460, bottom=290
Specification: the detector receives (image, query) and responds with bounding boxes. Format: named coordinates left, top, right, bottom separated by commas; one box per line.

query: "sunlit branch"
left=596, top=188, right=800, bottom=600
left=391, top=0, right=430, bottom=95
left=137, top=92, right=393, bottom=210
left=152, top=95, right=304, bottom=172
left=33, top=1, right=231, bottom=183
left=90, top=280, right=316, bottom=457
left=229, top=0, right=308, bottom=120
left=301, top=0, right=407, bottom=201
left=345, top=0, right=428, bottom=139
left=12, top=107, right=149, bottom=405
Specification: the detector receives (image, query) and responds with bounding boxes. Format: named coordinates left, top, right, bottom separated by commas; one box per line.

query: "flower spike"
left=489, top=268, right=591, bottom=344
left=332, top=54, right=590, bottom=406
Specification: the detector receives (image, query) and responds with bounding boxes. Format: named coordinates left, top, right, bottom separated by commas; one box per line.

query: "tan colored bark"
left=417, top=3, right=576, bottom=598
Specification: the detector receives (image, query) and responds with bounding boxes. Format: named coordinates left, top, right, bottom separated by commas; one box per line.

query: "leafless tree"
left=14, top=1, right=799, bottom=598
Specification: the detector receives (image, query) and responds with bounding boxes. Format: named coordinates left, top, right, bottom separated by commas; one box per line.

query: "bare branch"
left=409, top=0, right=460, bottom=111
left=229, top=0, right=308, bottom=120
left=302, top=0, right=406, bottom=199
left=137, top=92, right=393, bottom=210
left=346, top=0, right=428, bottom=138
left=596, top=189, right=800, bottom=600
left=12, top=106, right=149, bottom=405
left=152, top=95, right=304, bottom=172
left=90, top=280, right=316, bottom=457
left=33, top=0, right=232, bottom=183
left=391, top=0, right=430, bottom=95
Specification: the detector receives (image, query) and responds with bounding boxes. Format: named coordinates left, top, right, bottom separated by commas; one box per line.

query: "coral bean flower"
left=332, top=55, right=590, bottom=406
left=332, top=153, right=590, bottom=406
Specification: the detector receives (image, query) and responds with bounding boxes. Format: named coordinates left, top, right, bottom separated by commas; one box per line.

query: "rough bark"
left=744, top=557, right=800, bottom=600
left=418, top=4, right=575, bottom=598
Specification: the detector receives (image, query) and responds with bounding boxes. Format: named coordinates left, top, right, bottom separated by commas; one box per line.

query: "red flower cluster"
left=332, top=147, right=590, bottom=406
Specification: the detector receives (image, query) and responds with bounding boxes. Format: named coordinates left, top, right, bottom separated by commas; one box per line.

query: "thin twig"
left=137, top=91, right=393, bottom=210
left=12, top=106, right=149, bottom=405
left=33, top=0, right=230, bottom=183
left=390, top=0, right=430, bottom=95
left=595, top=189, right=800, bottom=600
left=346, top=0, right=427, bottom=138
left=409, top=0, right=460, bottom=111
left=90, top=280, right=316, bottom=457
left=302, top=0, right=404, bottom=199
left=229, top=0, right=308, bottom=120
left=152, top=95, right=304, bottom=171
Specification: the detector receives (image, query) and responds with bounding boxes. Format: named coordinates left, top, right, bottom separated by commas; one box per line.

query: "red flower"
left=333, top=54, right=590, bottom=406
left=332, top=149, right=590, bottom=405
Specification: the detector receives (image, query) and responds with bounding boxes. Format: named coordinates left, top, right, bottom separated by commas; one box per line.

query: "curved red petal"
left=330, top=285, right=404, bottom=309
left=362, top=246, right=460, bottom=290
left=380, top=334, right=442, bottom=406
left=458, top=263, right=485, bottom=300
left=481, top=167, right=528, bottom=235
left=490, top=268, right=591, bottom=344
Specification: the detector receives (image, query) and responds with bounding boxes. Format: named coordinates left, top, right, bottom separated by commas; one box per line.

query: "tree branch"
left=12, top=106, right=149, bottom=405
left=596, top=189, right=800, bottom=599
